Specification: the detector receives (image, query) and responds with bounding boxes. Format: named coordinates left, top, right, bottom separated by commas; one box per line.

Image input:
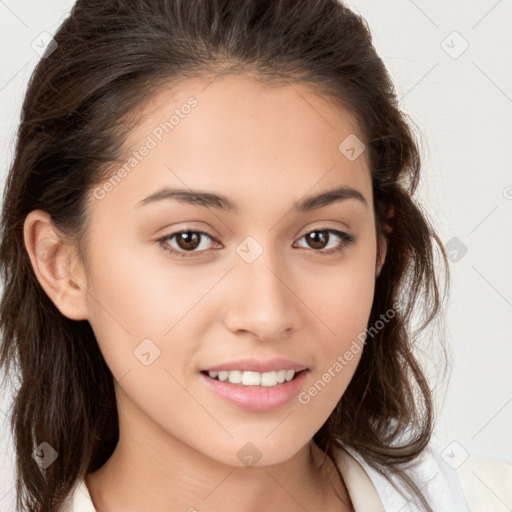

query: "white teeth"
left=207, top=369, right=298, bottom=387
left=285, top=369, right=295, bottom=382
left=242, top=371, right=261, bottom=386
left=227, top=370, right=242, bottom=384
left=276, top=369, right=286, bottom=383
left=260, top=371, right=277, bottom=387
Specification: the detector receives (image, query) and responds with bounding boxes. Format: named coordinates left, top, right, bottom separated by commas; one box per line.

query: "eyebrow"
left=136, top=185, right=368, bottom=213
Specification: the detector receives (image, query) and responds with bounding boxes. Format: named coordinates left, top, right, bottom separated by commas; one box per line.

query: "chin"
left=206, top=434, right=311, bottom=469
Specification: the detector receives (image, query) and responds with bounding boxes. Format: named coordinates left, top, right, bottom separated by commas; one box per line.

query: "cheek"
left=83, top=240, right=187, bottom=376
left=84, top=235, right=232, bottom=394
left=297, top=275, right=373, bottom=422
left=298, top=240, right=377, bottom=403
left=304, top=242, right=377, bottom=346
left=306, top=270, right=375, bottom=336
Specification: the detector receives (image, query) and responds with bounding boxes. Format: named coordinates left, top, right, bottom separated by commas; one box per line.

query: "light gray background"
left=1, top=0, right=511, bottom=506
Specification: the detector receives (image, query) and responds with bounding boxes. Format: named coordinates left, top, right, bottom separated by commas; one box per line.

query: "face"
left=74, top=75, right=385, bottom=466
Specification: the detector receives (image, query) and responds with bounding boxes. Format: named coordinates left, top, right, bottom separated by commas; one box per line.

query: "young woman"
left=1, top=1, right=510, bottom=511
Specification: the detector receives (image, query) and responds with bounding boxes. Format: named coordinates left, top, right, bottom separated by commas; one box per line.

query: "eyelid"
left=156, top=225, right=356, bottom=258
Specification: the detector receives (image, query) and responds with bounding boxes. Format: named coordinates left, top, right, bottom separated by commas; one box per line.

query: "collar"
left=333, top=443, right=386, bottom=511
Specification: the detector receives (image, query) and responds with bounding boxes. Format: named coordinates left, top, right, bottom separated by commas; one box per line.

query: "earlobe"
left=23, top=209, right=89, bottom=321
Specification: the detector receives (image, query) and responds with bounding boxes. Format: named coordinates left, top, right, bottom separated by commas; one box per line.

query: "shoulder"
left=62, top=478, right=96, bottom=512
left=332, top=437, right=512, bottom=512
left=425, top=438, right=512, bottom=511
left=455, top=452, right=512, bottom=511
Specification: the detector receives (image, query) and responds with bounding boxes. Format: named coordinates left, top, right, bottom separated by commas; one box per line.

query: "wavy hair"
left=0, top=1, right=450, bottom=510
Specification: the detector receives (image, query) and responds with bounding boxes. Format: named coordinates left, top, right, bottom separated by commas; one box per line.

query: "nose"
left=223, top=251, right=303, bottom=341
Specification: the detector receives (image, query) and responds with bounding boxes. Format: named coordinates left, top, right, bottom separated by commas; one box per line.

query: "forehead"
left=91, top=74, right=372, bottom=218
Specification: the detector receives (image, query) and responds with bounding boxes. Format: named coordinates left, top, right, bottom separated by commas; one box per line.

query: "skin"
left=24, top=74, right=387, bottom=512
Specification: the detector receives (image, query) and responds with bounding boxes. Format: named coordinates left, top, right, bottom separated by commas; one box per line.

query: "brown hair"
left=0, top=1, right=450, bottom=510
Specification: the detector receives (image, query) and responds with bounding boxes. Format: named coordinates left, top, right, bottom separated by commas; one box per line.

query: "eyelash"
left=156, top=228, right=356, bottom=258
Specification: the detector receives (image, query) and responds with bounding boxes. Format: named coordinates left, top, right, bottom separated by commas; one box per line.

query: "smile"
left=206, top=369, right=298, bottom=387
left=200, top=369, right=309, bottom=412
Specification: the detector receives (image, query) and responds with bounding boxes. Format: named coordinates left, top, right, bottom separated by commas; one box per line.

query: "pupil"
left=308, top=231, right=327, bottom=249
left=178, top=232, right=199, bottom=250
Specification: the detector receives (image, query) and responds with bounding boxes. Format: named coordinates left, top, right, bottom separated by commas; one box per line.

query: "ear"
left=376, top=205, right=394, bottom=278
left=23, top=209, right=89, bottom=321
left=376, top=234, right=387, bottom=278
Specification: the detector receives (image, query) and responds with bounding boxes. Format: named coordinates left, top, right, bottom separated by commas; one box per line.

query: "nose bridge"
left=224, top=237, right=301, bottom=339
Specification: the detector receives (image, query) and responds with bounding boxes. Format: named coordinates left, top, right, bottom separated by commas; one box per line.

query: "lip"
left=200, top=369, right=309, bottom=412
left=202, top=357, right=309, bottom=373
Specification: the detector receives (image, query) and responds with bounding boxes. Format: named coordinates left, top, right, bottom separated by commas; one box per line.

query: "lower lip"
left=199, top=370, right=309, bottom=412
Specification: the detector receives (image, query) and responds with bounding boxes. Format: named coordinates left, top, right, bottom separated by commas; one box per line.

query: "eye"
left=156, top=228, right=356, bottom=258
left=157, top=230, right=219, bottom=257
left=294, top=228, right=356, bottom=256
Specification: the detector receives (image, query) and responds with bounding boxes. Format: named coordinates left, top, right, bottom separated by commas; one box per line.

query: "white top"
left=63, top=439, right=512, bottom=511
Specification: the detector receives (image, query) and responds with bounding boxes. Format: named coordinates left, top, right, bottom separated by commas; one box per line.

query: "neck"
left=85, top=390, right=351, bottom=511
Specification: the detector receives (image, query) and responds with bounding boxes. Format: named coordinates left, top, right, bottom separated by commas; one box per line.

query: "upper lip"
left=202, top=358, right=309, bottom=373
